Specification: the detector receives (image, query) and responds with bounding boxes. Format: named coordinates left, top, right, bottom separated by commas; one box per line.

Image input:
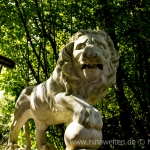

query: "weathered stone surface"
left=6, top=30, right=119, bottom=150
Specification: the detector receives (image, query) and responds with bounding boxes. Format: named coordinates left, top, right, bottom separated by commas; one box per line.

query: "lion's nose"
left=85, top=51, right=97, bottom=59
left=83, top=46, right=97, bottom=60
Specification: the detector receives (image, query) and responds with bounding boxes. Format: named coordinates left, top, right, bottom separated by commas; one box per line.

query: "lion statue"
left=5, top=30, right=119, bottom=150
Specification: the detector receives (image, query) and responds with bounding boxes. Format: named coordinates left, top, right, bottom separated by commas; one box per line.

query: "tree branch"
left=15, top=0, right=48, bottom=78
left=34, top=0, right=58, bottom=61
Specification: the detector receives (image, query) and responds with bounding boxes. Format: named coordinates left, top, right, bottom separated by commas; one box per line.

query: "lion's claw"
left=73, top=105, right=86, bottom=124
left=73, top=104, right=103, bottom=131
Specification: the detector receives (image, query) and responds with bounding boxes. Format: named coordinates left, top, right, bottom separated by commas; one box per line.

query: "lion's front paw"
left=73, top=103, right=87, bottom=124
left=84, top=107, right=103, bottom=131
left=5, top=143, right=20, bottom=150
left=73, top=104, right=103, bottom=131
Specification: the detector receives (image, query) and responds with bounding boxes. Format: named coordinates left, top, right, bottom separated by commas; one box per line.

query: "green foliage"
left=0, top=0, right=150, bottom=149
left=0, top=94, right=15, bottom=149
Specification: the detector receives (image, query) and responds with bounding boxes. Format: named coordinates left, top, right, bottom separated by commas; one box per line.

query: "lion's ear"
left=61, top=42, right=74, bottom=62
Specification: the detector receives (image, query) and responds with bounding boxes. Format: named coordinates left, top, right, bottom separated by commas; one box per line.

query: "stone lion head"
left=56, top=30, right=119, bottom=104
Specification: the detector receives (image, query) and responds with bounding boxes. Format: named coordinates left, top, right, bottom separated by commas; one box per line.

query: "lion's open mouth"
left=81, top=64, right=103, bottom=70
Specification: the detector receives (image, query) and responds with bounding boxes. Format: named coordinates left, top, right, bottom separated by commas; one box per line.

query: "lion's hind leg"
left=34, top=119, right=57, bottom=150
left=6, top=94, right=31, bottom=150
left=34, top=120, right=48, bottom=150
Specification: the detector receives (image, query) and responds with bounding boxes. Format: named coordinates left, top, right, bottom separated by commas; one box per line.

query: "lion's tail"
left=23, top=121, right=31, bottom=150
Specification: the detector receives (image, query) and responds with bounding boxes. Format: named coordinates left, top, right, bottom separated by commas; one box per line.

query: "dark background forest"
left=0, top=0, right=150, bottom=149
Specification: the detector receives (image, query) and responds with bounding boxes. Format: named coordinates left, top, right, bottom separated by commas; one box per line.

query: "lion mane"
left=54, top=30, right=120, bottom=104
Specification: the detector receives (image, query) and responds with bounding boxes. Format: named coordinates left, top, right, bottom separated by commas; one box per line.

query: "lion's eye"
left=76, top=43, right=85, bottom=50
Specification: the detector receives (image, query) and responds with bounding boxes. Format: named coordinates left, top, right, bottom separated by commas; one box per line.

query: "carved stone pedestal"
left=64, top=122, right=102, bottom=150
